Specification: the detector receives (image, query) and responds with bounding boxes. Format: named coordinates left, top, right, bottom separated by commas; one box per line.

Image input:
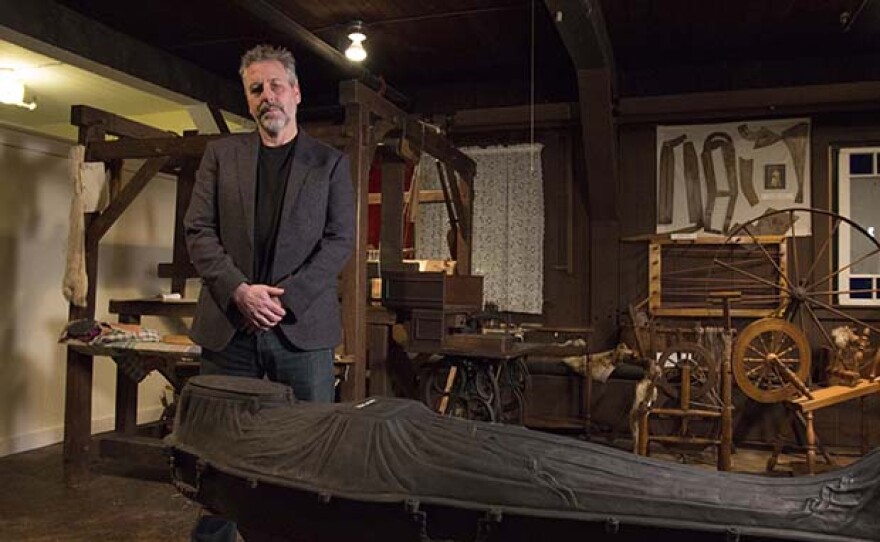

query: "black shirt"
left=254, top=136, right=297, bottom=284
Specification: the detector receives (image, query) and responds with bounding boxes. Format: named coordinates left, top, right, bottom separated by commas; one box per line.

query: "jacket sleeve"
left=276, top=153, right=355, bottom=319
left=184, top=141, right=249, bottom=310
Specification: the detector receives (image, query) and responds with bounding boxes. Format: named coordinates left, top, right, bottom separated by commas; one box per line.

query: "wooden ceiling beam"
left=84, top=135, right=221, bottom=162
left=543, top=0, right=615, bottom=75
left=339, top=81, right=476, bottom=180
left=543, top=0, right=618, bottom=220
left=618, top=80, right=880, bottom=123
left=71, top=106, right=176, bottom=140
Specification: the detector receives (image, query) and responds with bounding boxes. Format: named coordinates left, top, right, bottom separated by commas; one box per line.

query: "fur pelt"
left=561, top=342, right=636, bottom=382
left=62, top=145, right=88, bottom=307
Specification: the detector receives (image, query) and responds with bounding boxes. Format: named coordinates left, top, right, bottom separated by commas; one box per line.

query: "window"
left=836, top=147, right=880, bottom=305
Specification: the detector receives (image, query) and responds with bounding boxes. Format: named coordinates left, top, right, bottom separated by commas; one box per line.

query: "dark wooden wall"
left=616, top=111, right=880, bottom=322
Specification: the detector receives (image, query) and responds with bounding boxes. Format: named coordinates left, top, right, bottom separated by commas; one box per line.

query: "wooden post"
left=379, top=148, right=406, bottom=270
left=114, top=314, right=140, bottom=435
left=583, top=353, right=592, bottom=439
left=339, top=100, right=369, bottom=401
left=63, top=123, right=104, bottom=487
left=171, top=160, right=197, bottom=295
left=680, top=362, right=691, bottom=436
left=709, top=291, right=739, bottom=472
left=580, top=68, right=619, bottom=350
left=638, top=410, right=650, bottom=456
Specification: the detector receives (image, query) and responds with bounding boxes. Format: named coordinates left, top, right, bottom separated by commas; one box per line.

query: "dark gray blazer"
left=184, top=131, right=355, bottom=352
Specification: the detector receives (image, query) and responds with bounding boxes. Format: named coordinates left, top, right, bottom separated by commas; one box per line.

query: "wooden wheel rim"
left=657, top=342, right=717, bottom=400
left=733, top=318, right=811, bottom=403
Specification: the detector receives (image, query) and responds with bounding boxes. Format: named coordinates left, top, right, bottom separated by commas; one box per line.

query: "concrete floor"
left=0, top=439, right=861, bottom=541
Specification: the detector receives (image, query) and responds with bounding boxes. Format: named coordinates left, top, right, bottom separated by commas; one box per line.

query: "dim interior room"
left=2, top=1, right=880, bottom=541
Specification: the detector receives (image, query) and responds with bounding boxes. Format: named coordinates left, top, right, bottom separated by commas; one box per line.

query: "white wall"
left=0, top=124, right=186, bottom=457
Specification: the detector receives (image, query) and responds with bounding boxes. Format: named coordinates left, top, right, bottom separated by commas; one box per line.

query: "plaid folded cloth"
left=90, top=326, right=161, bottom=345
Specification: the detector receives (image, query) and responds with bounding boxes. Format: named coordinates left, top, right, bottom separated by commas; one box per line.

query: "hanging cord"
left=529, top=0, right=536, bottom=174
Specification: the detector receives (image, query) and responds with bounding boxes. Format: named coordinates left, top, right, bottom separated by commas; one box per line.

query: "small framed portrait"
left=764, top=164, right=786, bottom=190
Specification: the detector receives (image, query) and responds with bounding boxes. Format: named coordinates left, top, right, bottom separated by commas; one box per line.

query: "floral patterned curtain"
left=415, top=144, right=544, bottom=314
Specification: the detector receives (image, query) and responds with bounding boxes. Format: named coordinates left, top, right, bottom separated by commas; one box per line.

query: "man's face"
left=243, top=59, right=301, bottom=137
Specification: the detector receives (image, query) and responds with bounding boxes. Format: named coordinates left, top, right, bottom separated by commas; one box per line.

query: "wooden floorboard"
left=0, top=443, right=202, bottom=542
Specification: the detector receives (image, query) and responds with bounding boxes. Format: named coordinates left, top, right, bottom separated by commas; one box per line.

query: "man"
left=184, top=43, right=354, bottom=541
left=185, top=43, right=354, bottom=401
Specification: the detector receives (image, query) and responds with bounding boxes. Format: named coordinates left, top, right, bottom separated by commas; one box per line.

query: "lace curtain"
left=415, top=144, right=544, bottom=314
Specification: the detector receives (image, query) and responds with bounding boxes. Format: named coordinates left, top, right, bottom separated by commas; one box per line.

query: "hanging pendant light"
left=345, top=21, right=368, bottom=62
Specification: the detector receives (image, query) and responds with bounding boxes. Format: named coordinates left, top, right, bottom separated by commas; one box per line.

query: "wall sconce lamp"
left=345, top=21, right=368, bottom=62
left=0, top=69, right=36, bottom=110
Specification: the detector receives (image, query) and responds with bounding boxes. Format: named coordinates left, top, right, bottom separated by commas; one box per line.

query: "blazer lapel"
left=236, top=133, right=260, bottom=255
left=270, top=131, right=316, bottom=276
left=286, top=131, right=317, bottom=210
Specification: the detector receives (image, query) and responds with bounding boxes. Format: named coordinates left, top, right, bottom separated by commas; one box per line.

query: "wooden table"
left=65, top=338, right=201, bottom=468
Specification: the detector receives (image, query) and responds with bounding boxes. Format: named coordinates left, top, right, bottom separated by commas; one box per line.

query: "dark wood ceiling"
left=49, top=0, right=880, bottom=113
left=601, top=0, right=880, bottom=94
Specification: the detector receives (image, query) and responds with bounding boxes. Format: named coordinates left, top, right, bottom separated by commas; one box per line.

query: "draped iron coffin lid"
left=167, top=375, right=880, bottom=542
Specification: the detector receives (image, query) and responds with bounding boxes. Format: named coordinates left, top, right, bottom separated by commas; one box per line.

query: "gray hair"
left=239, top=44, right=298, bottom=85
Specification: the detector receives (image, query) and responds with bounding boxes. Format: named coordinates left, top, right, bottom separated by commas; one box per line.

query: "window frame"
left=835, top=146, right=880, bottom=306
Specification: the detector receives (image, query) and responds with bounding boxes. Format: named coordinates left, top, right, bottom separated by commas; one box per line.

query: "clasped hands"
left=233, top=283, right=286, bottom=333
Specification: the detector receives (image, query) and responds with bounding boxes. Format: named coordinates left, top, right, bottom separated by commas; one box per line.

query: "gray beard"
left=259, top=114, right=288, bottom=135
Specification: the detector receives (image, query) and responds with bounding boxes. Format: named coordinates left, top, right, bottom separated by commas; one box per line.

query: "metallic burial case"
left=167, top=375, right=880, bottom=542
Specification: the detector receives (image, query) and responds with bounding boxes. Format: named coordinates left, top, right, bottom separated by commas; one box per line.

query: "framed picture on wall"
left=764, top=164, right=786, bottom=190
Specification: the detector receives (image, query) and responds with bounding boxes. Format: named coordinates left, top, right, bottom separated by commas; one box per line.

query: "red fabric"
left=367, top=154, right=382, bottom=249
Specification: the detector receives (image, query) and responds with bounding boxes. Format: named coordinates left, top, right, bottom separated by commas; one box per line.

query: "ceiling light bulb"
left=345, top=28, right=367, bottom=62
left=0, top=69, right=36, bottom=110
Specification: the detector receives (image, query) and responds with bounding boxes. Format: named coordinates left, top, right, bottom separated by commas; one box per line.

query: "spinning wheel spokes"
left=740, top=223, right=793, bottom=292
left=732, top=318, right=811, bottom=403
left=712, top=208, right=880, bottom=392
left=657, top=342, right=716, bottom=401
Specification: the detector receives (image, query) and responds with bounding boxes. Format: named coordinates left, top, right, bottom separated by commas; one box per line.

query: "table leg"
left=115, top=314, right=140, bottom=434
left=638, top=411, right=650, bottom=456
left=63, top=349, right=94, bottom=487
left=805, top=411, right=816, bottom=475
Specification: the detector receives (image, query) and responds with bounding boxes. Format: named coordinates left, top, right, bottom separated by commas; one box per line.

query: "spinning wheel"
left=732, top=318, right=811, bottom=403
left=708, top=208, right=880, bottom=401
left=656, top=342, right=716, bottom=401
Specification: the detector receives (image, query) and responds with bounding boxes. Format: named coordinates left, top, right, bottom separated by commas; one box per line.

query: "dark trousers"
left=191, top=329, right=335, bottom=541
left=201, top=329, right=334, bottom=402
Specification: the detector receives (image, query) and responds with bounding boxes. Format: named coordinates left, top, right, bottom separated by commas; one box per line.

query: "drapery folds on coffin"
left=167, top=375, right=880, bottom=542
